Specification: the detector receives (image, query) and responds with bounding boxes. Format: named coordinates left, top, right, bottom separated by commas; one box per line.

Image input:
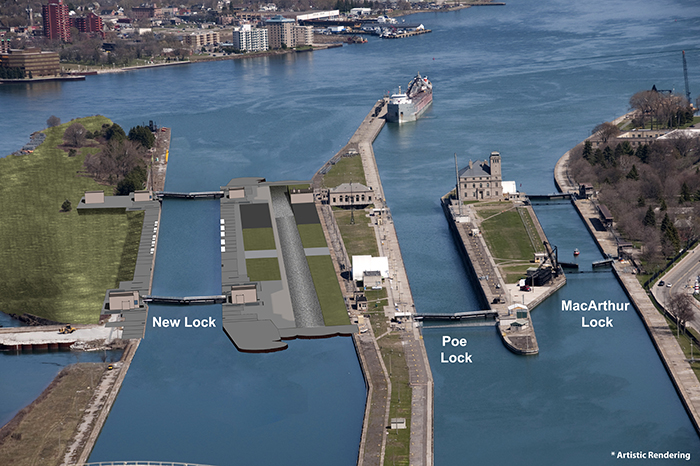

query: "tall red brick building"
left=42, top=0, right=70, bottom=42
left=72, top=12, right=104, bottom=36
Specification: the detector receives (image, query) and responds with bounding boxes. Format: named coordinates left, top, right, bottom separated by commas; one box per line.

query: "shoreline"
left=60, top=44, right=342, bottom=76
left=553, top=125, right=700, bottom=434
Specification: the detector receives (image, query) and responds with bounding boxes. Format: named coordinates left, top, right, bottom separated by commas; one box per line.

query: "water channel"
left=2, top=0, right=700, bottom=463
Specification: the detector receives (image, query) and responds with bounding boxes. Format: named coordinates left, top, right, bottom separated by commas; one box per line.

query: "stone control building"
left=458, top=151, right=502, bottom=201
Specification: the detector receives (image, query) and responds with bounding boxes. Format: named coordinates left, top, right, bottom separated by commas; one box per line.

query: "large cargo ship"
left=386, top=73, right=433, bottom=123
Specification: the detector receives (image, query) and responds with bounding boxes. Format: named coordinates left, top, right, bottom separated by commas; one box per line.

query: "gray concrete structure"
left=219, top=177, right=357, bottom=352
left=85, top=192, right=161, bottom=339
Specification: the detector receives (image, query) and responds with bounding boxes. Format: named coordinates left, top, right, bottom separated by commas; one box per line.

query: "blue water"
left=2, top=0, right=700, bottom=463
left=0, top=350, right=122, bottom=427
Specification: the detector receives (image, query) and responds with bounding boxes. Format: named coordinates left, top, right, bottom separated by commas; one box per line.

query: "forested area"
left=568, top=91, right=700, bottom=269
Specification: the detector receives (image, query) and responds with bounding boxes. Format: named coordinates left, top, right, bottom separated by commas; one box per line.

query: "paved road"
left=651, top=244, right=700, bottom=334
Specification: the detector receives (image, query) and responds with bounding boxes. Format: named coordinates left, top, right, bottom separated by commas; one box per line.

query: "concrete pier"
left=314, top=99, right=434, bottom=466
left=441, top=195, right=567, bottom=355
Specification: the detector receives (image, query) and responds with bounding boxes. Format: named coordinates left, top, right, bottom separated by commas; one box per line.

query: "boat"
left=386, top=72, right=433, bottom=123
left=573, top=248, right=580, bottom=256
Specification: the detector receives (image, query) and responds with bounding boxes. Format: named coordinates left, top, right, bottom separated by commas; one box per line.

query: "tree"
left=635, top=144, right=649, bottom=163
left=104, top=123, right=126, bottom=142
left=592, top=122, right=621, bottom=144
left=660, top=212, right=680, bottom=253
left=680, top=182, right=692, bottom=204
left=630, top=89, right=661, bottom=129
left=643, top=206, right=655, bottom=227
left=582, top=140, right=593, bottom=161
left=626, top=164, right=640, bottom=180
left=61, top=199, right=72, bottom=212
left=667, top=293, right=694, bottom=335
left=602, top=146, right=616, bottom=167
left=47, top=115, right=61, bottom=128
left=64, top=122, right=87, bottom=147
left=115, top=165, right=147, bottom=195
left=128, top=125, right=155, bottom=149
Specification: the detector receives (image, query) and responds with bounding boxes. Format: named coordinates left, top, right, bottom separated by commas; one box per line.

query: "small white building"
left=350, top=7, right=372, bottom=16
left=352, top=255, right=389, bottom=282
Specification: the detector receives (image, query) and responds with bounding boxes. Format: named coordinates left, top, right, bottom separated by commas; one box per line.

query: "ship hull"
left=386, top=91, right=432, bottom=123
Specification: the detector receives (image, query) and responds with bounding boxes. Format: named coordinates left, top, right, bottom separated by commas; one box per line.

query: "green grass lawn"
left=297, top=223, right=327, bottom=248
left=322, top=155, right=366, bottom=188
left=478, top=207, right=535, bottom=262
left=245, top=258, right=281, bottom=281
left=333, top=209, right=379, bottom=258
left=306, top=255, right=349, bottom=326
left=501, top=264, right=534, bottom=284
left=380, top=333, right=412, bottom=465
left=0, top=116, right=146, bottom=324
left=242, top=227, right=276, bottom=250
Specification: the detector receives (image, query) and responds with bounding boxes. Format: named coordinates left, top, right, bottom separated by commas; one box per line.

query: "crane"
left=682, top=50, right=691, bottom=105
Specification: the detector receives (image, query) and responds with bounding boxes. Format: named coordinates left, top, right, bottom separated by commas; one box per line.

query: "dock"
left=441, top=195, right=566, bottom=355
left=381, top=29, right=431, bottom=39
left=313, top=99, right=434, bottom=466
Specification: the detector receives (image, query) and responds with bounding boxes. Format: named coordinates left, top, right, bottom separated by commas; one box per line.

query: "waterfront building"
left=42, top=0, right=70, bottom=42
left=0, top=38, right=10, bottom=54
left=350, top=7, right=372, bottom=16
left=324, top=182, right=374, bottom=207
left=595, top=128, right=668, bottom=148
left=458, top=151, right=503, bottom=201
left=293, top=25, right=313, bottom=46
left=295, top=10, right=340, bottom=21
left=264, top=15, right=295, bottom=49
left=184, top=31, right=220, bottom=47
left=0, top=48, right=60, bottom=77
left=232, top=25, right=269, bottom=52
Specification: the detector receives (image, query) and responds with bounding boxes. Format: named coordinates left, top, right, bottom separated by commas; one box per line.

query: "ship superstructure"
left=386, top=72, right=433, bottom=123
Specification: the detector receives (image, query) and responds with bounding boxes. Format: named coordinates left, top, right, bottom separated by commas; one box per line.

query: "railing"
left=143, top=295, right=227, bottom=304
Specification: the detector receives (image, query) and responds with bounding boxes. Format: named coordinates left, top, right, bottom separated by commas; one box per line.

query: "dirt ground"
left=0, top=363, right=107, bottom=466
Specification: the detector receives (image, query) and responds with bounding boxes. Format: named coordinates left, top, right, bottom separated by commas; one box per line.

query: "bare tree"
left=630, top=90, right=662, bottom=129
left=84, top=139, right=146, bottom=183
left=667, top=293, right=695, bottom=335
left=592, top=122, right=621, bottom=144
left=47, top=115, right=61, bottom=128
left=64, top=122, right=87, bottom=148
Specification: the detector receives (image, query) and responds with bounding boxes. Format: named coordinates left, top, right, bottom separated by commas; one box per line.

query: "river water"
left=2, top=0, right=700, bottom=463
